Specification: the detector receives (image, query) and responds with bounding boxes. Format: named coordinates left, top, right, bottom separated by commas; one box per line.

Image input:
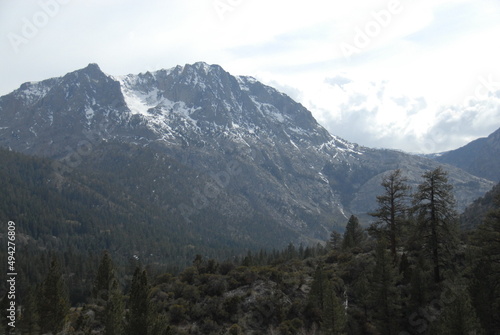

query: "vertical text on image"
left=6, top=221, right=17, bottom=329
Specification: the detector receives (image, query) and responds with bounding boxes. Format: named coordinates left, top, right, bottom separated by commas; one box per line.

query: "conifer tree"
left=149, top=313, right=172, bottom=335
left=21, top=286, right=39, bottom=335
left=353, top=273, right=370, bottom=322
left=38, top=259, right=69, bottom=334
left=369, top=169, right=410, bottom=259
left=408, top=255, right=431, bottom=310
left=328, top=230, right=343, bottom=250
left=412, top=167, right=458, bottom=283
left=105, top=279, right=125, bottom=335
left=469, top=259, right=498, bottom=334
left=370, top=240, right=402, bottom=335
left=308, top=264, right=347, bottom=334
left=307, top=263, right=328, bottom=326
left=127, top=268, right=149, bottom=335
left=431, top=286, right=483, bottom=335
left=471, top=192, right=500, bottom=332
left=342, top=215, right=365, bottom=250
left=309, top=264, right=328, bottom=311
left=93, top=250, right=115, bottom=305
left=322, top=279, right=347, bottom=335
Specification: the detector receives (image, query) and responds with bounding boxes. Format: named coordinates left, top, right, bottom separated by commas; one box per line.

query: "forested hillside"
left=0, top=145, right=266, bottom=298
left=1, top=167, right=498, bottom=334
left=0, top=63, right=497, bottom=335
left=0, top=62, right=494, bottom=246
left=461, top=182, right=500, bottom=229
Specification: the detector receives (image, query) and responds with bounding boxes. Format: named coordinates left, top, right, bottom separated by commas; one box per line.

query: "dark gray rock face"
left=0, top=62, right=494, bottom=243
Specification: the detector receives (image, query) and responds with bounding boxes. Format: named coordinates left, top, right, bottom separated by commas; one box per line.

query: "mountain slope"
left=433, top=127, right=500, bottom=182
left=0, top=63, right=494, bottom=246
left=0, top=146, right=271, bottom=268
left=461, top=181, right=500, bottom=229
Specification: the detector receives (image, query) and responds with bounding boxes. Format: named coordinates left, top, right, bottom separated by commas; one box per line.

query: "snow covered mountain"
left=0, top=62, right=494, bottom=245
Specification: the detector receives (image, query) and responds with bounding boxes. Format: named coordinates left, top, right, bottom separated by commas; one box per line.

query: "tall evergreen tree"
left=328, top=230, right=343, bottom=250
left=408, top=255, right=432, bottom=310
left=342, top=215, right=365, bottom=250
left=369, top=169, right=410, bottom=259
left=93, top=250, right=115, bottom=305
left=127, top=268, right=149, bottom=335
left=105, top=279, right=125, bottom=335
left=369, top=240, right=402, bottom=335
left=20, top=286, right=39, bottom=335
left=309, top=264, right=328, bottom=311
left=308, top=264, right=347, bottom=334
left=471, top=192, right=500, bottom=332
left=353, top=273, right=370, bottom=324
left=322, top=279, right=347, bottom=335
left=38, top=259, right=69, bottom=334
left=431, top=286, right=483, bottom=335
left=413, top=167, right=458, bottom=283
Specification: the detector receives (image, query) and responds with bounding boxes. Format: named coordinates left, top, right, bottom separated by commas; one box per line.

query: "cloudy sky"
left=1, top=0, right=500, bottom=153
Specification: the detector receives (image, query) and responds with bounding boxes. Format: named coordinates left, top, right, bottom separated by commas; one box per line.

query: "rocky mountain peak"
left=0, top=63, right=495, bottom=243
left=78, top=62, right=104, bottom=76
left=115, top=62, right=335, bottom=148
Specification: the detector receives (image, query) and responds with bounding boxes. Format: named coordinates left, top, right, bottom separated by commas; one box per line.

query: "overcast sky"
left=1, top=0, right=500, bottom=153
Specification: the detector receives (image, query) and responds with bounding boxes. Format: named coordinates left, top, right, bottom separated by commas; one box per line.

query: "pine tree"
left=127, top=268, right=149, bottom=335
left=413, top=167, right=458, bottom=283
left=328, top=230, right=343, bottom=250
left=149, top=313, right=172, bottom=335
left=369, top=169, right=410, bottom=259
left=353, top=273, right=370, bottom=323
left=471, top=192, right=500, bottom=332
left=308, top=264, right=347, bottom=334
left=408, top=255, right=431, bottom=310
left=431, top=286, right=483, bottom=335
left=93, top=250, right=115, bottom=305
left=342, top=215, right=365, bottom=250
left=309, top=264, right=328, bottom=311
left=38, top=259, right=69, bottom=334
left=307, top=263, right=328, bottom=326
left=20, top=286, right=39, bottom=335
left=370, top=240, right=402, bottom=335
left=322, top=279, right=347, bottom=335
left=105, top=279, right=124, bottom=335
left=469, top=259, right=498, bottom=334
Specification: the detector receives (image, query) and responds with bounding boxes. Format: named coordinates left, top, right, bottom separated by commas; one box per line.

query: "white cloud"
left=298, top=72, right=500, bottom=153
left=1, top=0, right=500, bottom=153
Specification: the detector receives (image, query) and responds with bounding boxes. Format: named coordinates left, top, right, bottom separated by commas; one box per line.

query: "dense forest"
left=1, top=150, right=500, bottom=333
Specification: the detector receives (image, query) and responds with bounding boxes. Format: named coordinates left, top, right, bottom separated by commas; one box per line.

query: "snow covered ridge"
left=115, top=74, right=202, bottom=140
left=318, top=137, right=362, bottom=155
left=1, top=61, right=361, bottom=156
left=112, top=62, right=343, bottom=149
left=13, top=80, right=58, bottom=105
left=116, top=75, right=165, bottom=116
left=0, top=62, right=496, bottom=226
